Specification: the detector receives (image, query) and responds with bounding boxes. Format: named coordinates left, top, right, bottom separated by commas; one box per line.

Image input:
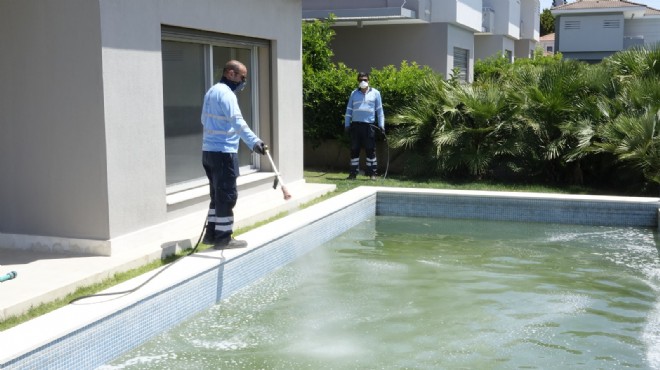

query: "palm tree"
left=389, top=74, right=522, bottom=179
left=589, top=108, right=660, bottom=189
left=511, top=60, right=615, bottom=184
left=388, top=74, right=449, bottom=176
left=603, top=42, right=660, bottom=81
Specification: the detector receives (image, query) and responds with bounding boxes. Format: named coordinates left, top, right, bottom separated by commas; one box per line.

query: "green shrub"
left=303, top=61, right=440, bottom=147
left=303, top=63, right=357, bottom=147
left=370, top=61, right=440, bottom=117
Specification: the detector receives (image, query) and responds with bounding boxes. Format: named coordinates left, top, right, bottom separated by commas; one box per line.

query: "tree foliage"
left=302, top=15, right=336, bottom=73
left=540, top=9, right=555, bottom=36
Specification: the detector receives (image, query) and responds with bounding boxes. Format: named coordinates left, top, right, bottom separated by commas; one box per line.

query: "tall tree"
left=540, top=9, right=555, bottom=36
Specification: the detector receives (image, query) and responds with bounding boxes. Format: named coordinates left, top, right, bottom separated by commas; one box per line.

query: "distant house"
left=540, top=32, right=556, bottom=55
left=303, top=0, right=540, bottom=82
left=551, top=0, right=660, bottom=62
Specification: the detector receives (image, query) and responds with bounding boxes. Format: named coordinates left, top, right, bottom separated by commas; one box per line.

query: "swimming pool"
left=104, top=216, right=660, bottom=369
left=1, top=187, right=658, bottom=369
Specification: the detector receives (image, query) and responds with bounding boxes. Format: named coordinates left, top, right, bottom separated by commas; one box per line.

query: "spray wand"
left=264, top=145, right=292, bottom=200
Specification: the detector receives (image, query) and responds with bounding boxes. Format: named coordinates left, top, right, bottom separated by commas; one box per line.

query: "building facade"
left=539, top=32, right=556, bottom=55
left=552, top=0, right=660, bottom=62
left=0, top=0, right=306, bottom=255
left=303, top=0, right=540, bottom=82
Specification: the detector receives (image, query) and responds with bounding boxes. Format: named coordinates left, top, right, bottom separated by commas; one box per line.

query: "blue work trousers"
left=349, top=122, right=377, bottom=176
left=202, top=151, right=239, bottom=241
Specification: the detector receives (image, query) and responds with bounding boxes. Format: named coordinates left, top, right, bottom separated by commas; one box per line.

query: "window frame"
left=161, top=26, right=268, bottom=195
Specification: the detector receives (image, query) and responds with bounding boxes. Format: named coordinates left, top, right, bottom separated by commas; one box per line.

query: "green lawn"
left=303, top=169, right=600, bottom=198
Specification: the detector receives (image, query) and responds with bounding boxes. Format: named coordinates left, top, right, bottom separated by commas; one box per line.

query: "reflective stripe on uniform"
left=207, top=209, right=216, bottom=223
left=203, top=125, right=249, bottom=137
left=213, top=215, right=234, bottom=232
left=202, top=113, right=229, bottom=121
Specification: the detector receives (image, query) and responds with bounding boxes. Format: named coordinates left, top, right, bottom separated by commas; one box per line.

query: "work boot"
left=346, top=173, right=357, bottom=180
left=213, top=236, right=248, bottom=250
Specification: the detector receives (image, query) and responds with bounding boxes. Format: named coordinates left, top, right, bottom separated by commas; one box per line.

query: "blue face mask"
left=221, top=77, right=246, bottom=92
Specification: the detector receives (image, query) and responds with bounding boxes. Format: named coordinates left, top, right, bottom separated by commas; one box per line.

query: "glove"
left=253, top=141, right=266, bottom=155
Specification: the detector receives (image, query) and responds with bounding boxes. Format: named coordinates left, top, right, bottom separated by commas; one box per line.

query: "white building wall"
left=507, top=0, right=521, bottom=39
left=447, top=24, right=476, bottom=82
left=484, top=0, right=519, bottom=39
left=456, top=0, right=484, bottom=31
left=625, top=17, right=660, bottom=45
left=520, top=0, right=540, bottom=41
left=432, top=0, right=482, bottom=32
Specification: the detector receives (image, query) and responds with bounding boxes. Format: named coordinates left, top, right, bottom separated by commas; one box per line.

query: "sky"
left=539, top=0, right=660, bottom=11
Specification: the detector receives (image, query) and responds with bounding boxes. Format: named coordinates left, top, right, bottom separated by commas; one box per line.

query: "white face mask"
left=359, top=81, right=369, bottom=89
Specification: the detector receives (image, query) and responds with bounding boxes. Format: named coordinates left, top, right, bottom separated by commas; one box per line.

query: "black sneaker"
left=213, top=237, right=248, bottom=250
left=346, top=173, right=357, bottom=180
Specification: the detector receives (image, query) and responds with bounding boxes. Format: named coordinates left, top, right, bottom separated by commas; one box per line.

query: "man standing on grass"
left=344, top=71, right=385, bottom=180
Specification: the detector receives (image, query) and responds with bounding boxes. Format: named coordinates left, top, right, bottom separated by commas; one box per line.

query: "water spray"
left=264, top=145, right=292, bottom=200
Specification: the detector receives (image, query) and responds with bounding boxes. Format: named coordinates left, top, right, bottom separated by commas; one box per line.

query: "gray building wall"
left=515, top=39, right=536, bottom=58
left=558, top=14, right=624, bottom=53
left=0, top=1, right=109, bottom=240
left=330, top=23, right=474, bottom=80
left=0, top=0, right=303, bottom=250
left=474, top=34, right=516, bottom=61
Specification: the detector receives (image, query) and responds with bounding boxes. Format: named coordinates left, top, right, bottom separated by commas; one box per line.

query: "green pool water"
left=103, top=216, right=660, bottom=369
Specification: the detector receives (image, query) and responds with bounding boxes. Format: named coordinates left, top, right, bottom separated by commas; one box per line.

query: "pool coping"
left=1, top=187, right=658, bottom=369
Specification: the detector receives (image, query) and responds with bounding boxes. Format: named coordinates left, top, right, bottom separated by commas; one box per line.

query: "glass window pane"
left=162, top=41, right=206, bottom=186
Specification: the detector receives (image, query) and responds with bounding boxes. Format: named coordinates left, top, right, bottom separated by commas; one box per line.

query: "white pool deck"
left=0, top=180, right=336, bottom=322
left=0, top=185, right=658, bottom=369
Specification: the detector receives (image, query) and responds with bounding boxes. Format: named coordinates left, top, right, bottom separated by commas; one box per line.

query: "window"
left=505, top=49, right=513, bottom=63
left=453, top=47, right=469, bottom=82
left=161, top=28, right=269, bottom=190
left=162, top=41, right=206, bottom=186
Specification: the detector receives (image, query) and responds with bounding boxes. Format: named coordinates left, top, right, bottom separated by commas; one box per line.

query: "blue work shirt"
left=344, top=87, right=385, bottom=130
left=201, top=82, right=260, bottom=153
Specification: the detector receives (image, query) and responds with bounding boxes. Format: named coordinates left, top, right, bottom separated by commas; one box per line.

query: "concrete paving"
left=0, top=180, right=335, bottom=322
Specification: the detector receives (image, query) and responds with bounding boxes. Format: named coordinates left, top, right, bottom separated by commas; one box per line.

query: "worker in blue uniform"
left=344, top=71, right=385, bottom=180
left=201, top=60, right=266, bottom=249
